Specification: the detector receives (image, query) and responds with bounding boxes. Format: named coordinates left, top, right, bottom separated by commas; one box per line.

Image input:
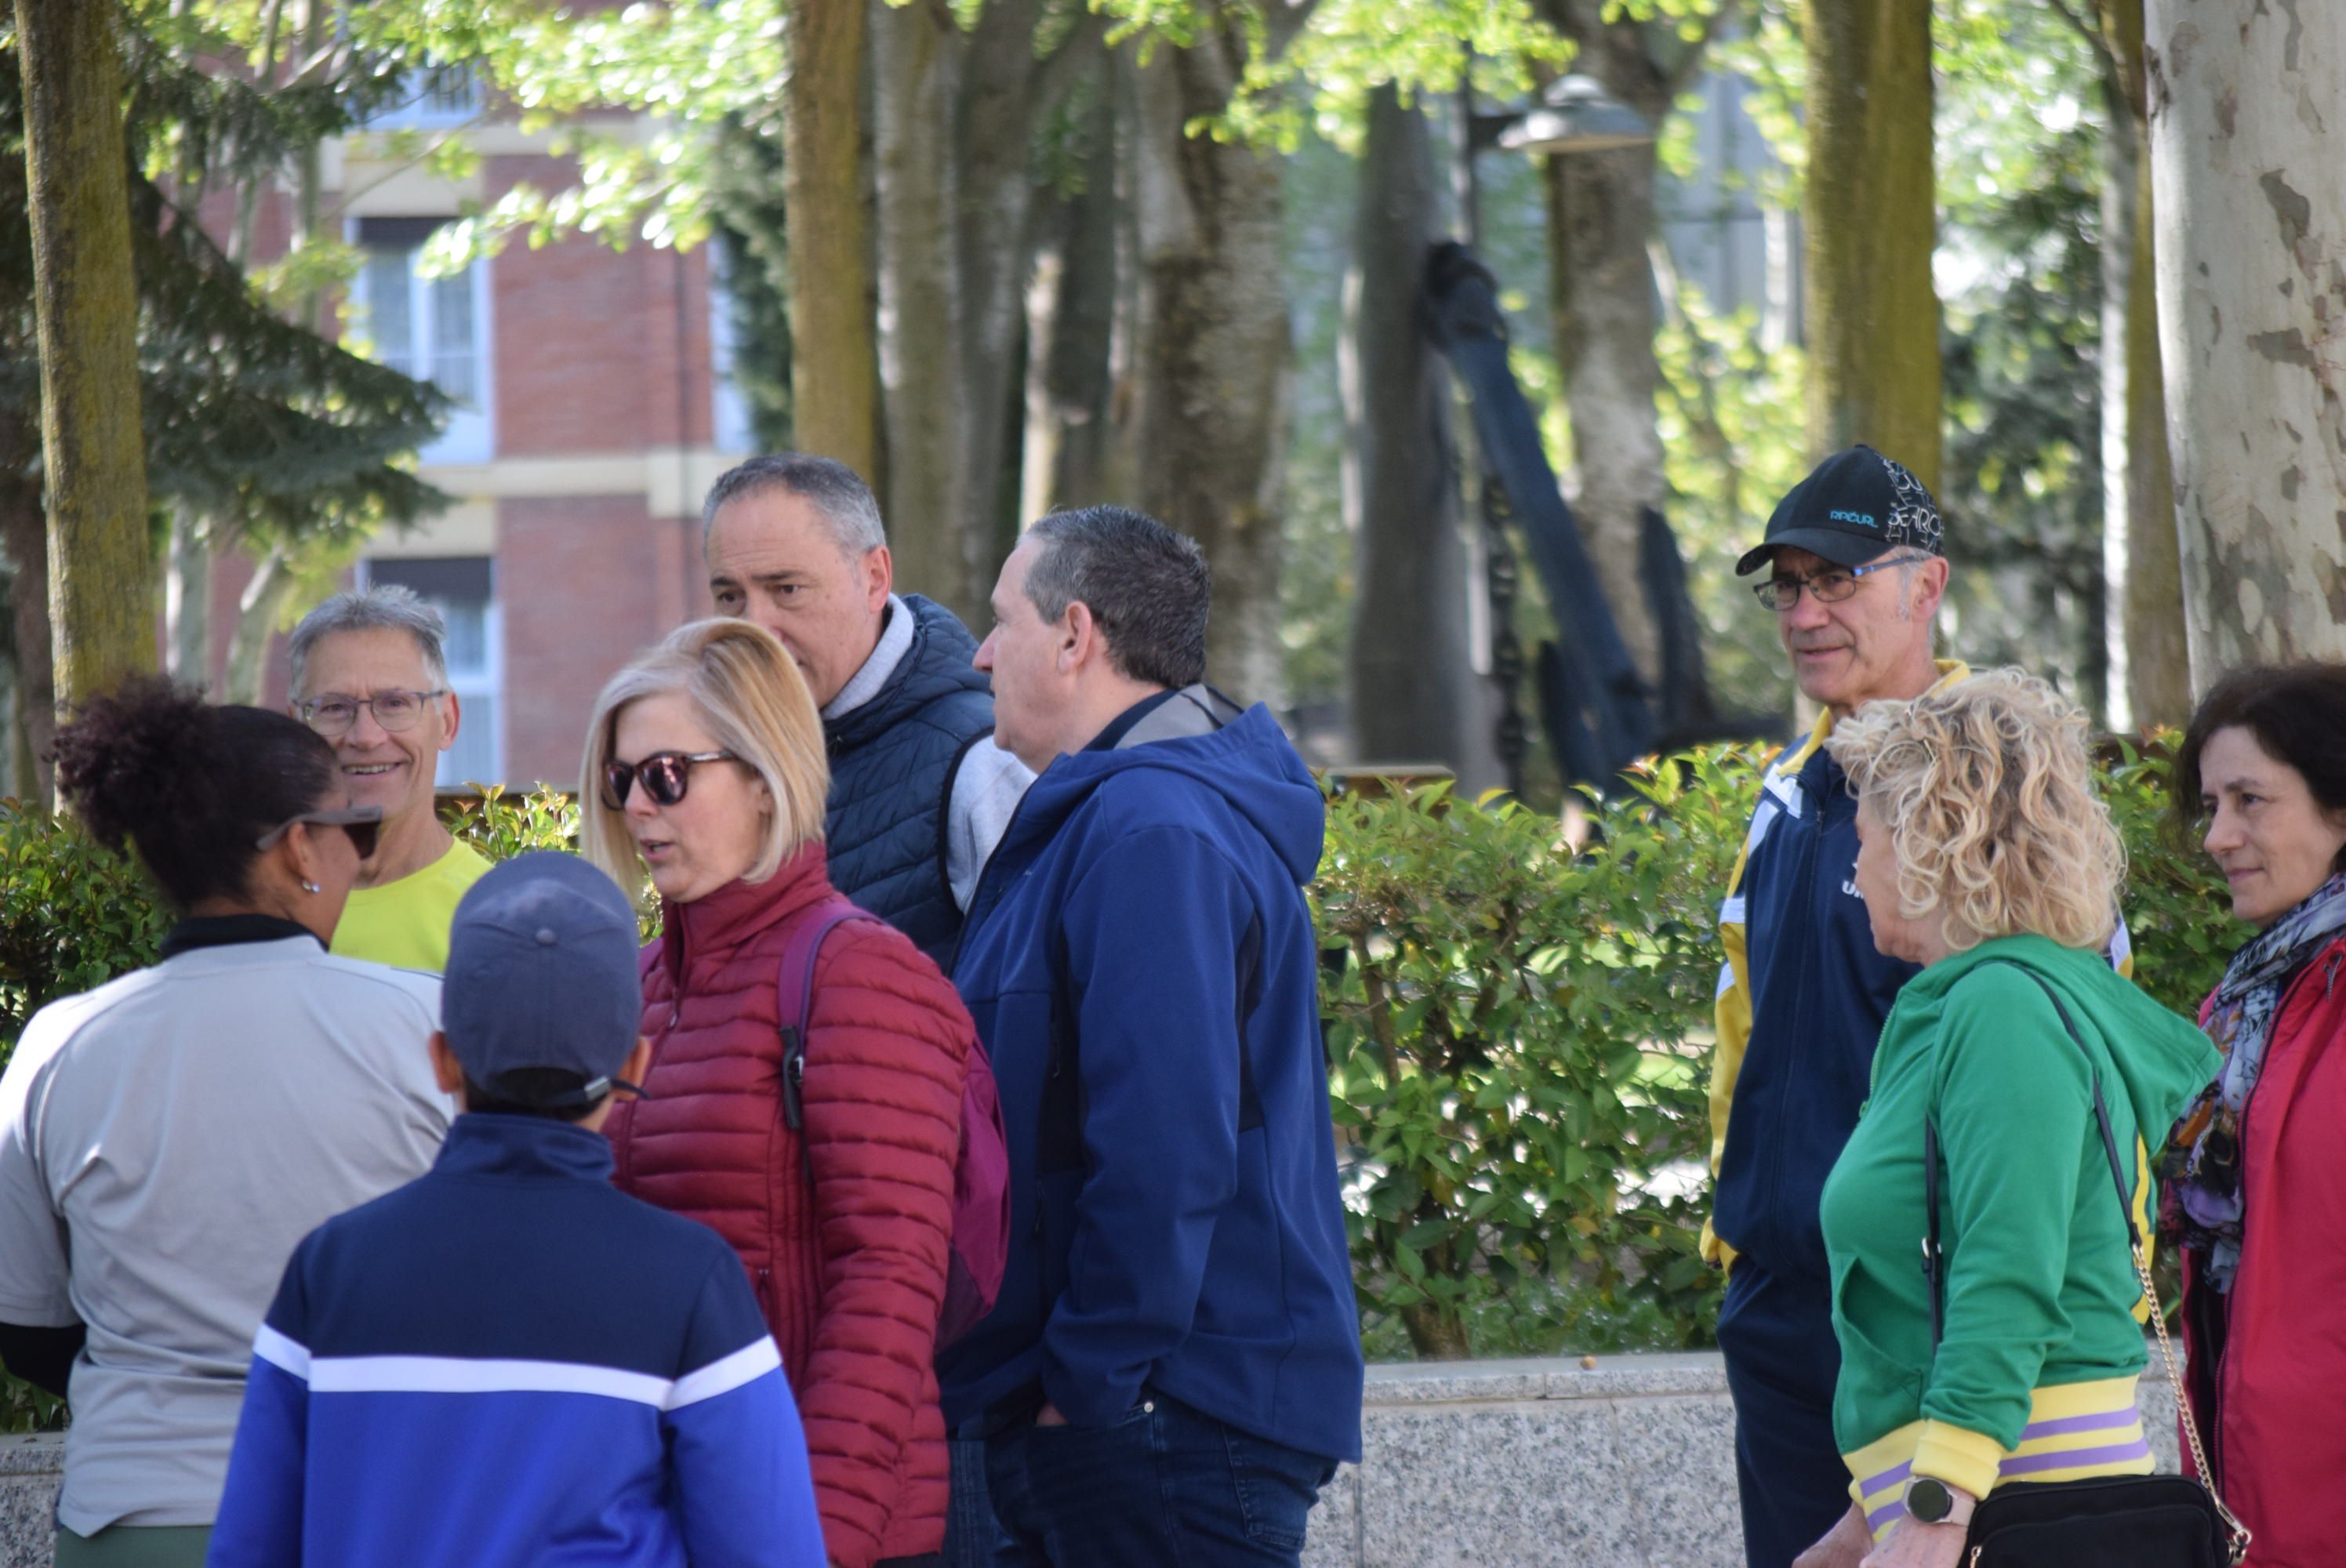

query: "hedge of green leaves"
left=0, top=744, right=2244, bottom=1428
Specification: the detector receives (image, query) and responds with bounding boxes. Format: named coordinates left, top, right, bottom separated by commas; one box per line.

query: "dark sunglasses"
left=601, top=750, right=741, bottom=810
left=255, top=805, right=383, bottom=861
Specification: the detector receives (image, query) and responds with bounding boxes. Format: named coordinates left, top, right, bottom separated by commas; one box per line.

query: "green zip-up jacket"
left=1819, top=935, right=2217, bottom=1502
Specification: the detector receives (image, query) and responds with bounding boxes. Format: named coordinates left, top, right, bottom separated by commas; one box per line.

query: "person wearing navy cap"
left=207, top=853, right=828, bottom=1568
left=1706, top=449, right=2134, bottom=1568
left=1711, top=445, right=1959, bottom=1568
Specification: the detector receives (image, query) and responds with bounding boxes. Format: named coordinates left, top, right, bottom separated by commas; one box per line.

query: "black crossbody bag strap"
left=1919, top=960, right=2249, bottom=1563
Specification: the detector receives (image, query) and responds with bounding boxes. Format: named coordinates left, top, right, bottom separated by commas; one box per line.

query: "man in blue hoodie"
left=942, top=506, right=1363, bottom=1566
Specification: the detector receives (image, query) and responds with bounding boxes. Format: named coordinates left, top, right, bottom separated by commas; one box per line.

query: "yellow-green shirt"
left=331, top=840, right=492, bottom=972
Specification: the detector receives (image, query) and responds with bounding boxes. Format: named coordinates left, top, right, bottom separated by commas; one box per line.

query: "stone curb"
left=0, top=1350, right=2184, bottom=1568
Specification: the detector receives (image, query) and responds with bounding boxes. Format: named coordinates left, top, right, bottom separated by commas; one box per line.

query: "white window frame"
left=357, top=64, right=483, bottom=132
left=347, top=223, right=496, bottom=466
left=355, top=558, right=505, bottom=789
left=709, top=234, right=757, bottom=456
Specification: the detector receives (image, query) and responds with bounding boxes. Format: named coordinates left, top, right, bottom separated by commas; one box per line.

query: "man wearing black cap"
left=209, top=853, right=829, bottom=1568
left=1705, top=446, right=1964, bottom=1568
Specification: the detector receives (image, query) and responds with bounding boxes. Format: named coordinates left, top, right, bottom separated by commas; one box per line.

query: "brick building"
left=220, top=72, right=757, bottom=791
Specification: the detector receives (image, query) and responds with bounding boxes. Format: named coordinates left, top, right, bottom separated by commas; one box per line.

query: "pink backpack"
left=771, top=899, right=1011, bottom=1347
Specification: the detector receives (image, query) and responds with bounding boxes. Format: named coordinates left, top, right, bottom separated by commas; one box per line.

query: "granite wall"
left=0, top=1351, right=2184, bottom=1568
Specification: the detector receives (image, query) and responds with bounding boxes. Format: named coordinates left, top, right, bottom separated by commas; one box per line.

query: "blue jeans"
left=984, top=1393, right=1335, bottom=1567
left=944, top=1437, right=1000, bottom=1566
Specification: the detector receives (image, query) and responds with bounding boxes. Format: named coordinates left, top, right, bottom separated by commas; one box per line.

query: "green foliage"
left=0, top=4, right=452, bottom=563
left=2101, top=736, right=2246, bottom=1018
left=1315, top=755, right=1760, bottom=1358
left=0, top=804, right=175, bottom=1053
left=443, top=781, right=583, bottom=862
left=1934, top=2, right=2114, bottom=721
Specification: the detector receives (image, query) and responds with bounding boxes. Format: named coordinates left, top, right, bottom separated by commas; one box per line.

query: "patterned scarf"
left=2166, top=870, right=2346, bottom=1290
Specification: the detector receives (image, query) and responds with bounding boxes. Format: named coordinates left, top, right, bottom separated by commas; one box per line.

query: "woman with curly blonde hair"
left=1793, top=670, right=2219, bottom=1568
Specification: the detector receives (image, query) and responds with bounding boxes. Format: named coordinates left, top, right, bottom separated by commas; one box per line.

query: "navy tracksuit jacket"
left=207, top=1114, right=826, bottom=1567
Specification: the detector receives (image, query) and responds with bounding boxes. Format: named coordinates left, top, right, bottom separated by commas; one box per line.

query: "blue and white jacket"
left=206, top=1114, right=826, bottom=1568
left=1704, top=662, right=2134, bottom=1283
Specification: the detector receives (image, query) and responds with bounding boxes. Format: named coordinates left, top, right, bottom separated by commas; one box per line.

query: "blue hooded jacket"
left=940, top=700, right=1364, bottom=1464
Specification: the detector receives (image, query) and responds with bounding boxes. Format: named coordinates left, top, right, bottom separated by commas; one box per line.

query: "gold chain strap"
left=2130, top=1243, right=2252, bottom=1566
left=1970, top=1250, right=2253, bottom=1568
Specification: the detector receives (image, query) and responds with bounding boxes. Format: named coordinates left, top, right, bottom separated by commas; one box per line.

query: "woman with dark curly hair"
left=2164, top=662, right=2346, bottom=1568
left=0, top=679, right=449, bottom=1568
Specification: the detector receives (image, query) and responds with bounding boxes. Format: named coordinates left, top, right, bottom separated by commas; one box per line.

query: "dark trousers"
left=944, top=1437, right=999, bottom=1566
left=1715, top=1256, right=1855, bottom=1568
left=984, top=1393, right=1335, bottom=1567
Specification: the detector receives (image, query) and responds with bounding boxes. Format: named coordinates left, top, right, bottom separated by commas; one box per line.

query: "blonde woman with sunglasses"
left=0, top=678, right=448, bottom=1568
left=583, top=619, right=975, bottom=1568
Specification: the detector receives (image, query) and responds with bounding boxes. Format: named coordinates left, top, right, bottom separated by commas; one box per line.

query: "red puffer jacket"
left=2179, top=931, right=2346, bottom=1568
left=605, top=840, right=970, bottom=1568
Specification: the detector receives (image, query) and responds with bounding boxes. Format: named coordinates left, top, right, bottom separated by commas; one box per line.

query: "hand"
left=1793, top=1502, right=1872, bottom=1568
left=1034, top=1403, right=1068, bottom=1428
left=1860, top=1516, right=1968, bottom=1568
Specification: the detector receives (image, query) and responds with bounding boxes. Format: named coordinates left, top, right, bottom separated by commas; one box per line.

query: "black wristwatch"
left=1903, top=1475, right=1976, bottom=1527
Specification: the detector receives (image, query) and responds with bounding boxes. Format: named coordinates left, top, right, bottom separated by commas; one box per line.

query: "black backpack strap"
left=1924, top=960, right=2135, bottom=1349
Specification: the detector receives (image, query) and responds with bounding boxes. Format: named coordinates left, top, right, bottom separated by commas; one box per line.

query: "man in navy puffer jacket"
left=942, top=506, right=1363, bottom=1566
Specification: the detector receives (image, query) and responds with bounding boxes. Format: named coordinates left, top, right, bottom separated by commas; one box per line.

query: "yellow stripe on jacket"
left=1843, top=1377, right=2155, bottom=1541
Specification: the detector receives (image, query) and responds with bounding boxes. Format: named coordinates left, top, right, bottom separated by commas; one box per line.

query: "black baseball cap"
left=442, top=852, right=643, bottom=1109
left=1736, top=445, right=1945, bottom=575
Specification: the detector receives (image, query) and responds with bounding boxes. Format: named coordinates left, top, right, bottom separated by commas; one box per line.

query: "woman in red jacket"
left=583, top=618, right=971, bottom=1568
left=2166, top=662, right=2346, bottom=1568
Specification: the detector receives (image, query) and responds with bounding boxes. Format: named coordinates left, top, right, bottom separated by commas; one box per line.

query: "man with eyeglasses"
left=1707, top=445, right=1966, bottom=1568
left=285, top=586, right=492, bottom=971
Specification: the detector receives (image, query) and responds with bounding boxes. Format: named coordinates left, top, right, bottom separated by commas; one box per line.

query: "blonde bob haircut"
left=579, top=618, right=830, bottom=892
left=1825, top=666, right=2123, bottom=954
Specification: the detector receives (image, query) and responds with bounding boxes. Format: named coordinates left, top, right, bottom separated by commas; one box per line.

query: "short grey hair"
left=702, top=454, right=886, bottom=557
left=1024, top=506, right=1210, bottom=689
left=288, top=584, right=450, bottom=698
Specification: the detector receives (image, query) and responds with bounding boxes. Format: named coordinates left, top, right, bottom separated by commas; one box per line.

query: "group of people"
left=0, top=464, right=1361, bottom=1568
left=0, top=439, right=2339, bottom=1568
left=1710, top=445, right=2345, bottom=1568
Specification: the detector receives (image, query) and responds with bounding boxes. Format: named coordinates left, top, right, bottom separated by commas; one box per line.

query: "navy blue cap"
left=1737, top=445, right=1945, bottom=575
left=442, top=852, right=642, bottom=1109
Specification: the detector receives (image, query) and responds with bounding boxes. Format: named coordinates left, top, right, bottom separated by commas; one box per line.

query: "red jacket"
left=2180, top=931, right=2346, bottom=1568
left=605, top=842, right=970, bottom=1567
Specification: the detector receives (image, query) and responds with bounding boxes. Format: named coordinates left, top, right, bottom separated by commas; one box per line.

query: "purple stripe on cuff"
left=1998, top=1439, right=2154, bottom=1478
left=2019, top=1406, right=2142, bottom=1440
left=1858, top=1460, right=1913, bottom=1498
left=1866, top=1499, right=1908, bottom=1534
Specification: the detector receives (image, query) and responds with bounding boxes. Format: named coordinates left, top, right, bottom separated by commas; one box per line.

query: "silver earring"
left=301, top=880, right=321, bottom=895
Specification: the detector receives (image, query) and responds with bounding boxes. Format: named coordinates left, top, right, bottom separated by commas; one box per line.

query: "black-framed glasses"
left=255, top=805, right=383, bottom=860
left=601, top=750, right=742, bottom=810
left=296, top=689, right=448, bottom=737
left=1751, top=554, right=1933, bottom=612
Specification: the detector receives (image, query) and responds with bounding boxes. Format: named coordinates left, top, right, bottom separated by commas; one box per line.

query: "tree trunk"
left=1021, top=58, right=1118, bottom=521
left=15, top=0, right=155, bottom=706
left=2144, top=1, right=2346, bottom=681
left=786, top=0, right=882, bottom=483
left=1802, top=0, right=1941, bottom=488
left=2, top=474, right=55, bottom=805
left=165, top=508, right=213, bottom=680
left=1345, top=88, right=1495, bottom=786
left=872, top=0, right=964, bottom=600
left=948, top=0, right=1052, bottom=606
left=2094, top=0, right=2188, bottom=731
left=1130, top=29, right=1289, bottom=706
left=1542, top=7, right=1683, bottom=690
left=221, top=545, right=297, bottom=705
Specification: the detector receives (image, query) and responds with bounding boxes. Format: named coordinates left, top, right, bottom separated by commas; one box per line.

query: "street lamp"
left=1466, top=74, right=1657, bottom=161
